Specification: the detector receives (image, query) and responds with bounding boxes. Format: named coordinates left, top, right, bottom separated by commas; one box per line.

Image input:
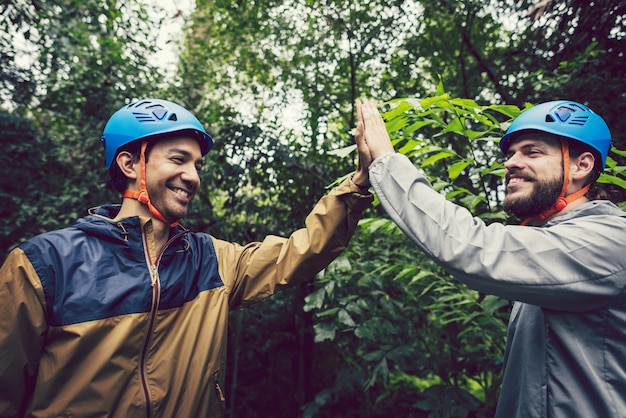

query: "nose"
left=504, top=151, right=524, bottom=172
left=181, top=163, right=201, bottom=187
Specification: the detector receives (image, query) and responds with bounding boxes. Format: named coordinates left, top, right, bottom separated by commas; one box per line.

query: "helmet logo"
left=129, top=101, right=174, bottom=123
left=151, top=108, right=168, bottom=120
left=552, top=105, right=589, bottom=126
left=555, top=107, right=573, bottom=122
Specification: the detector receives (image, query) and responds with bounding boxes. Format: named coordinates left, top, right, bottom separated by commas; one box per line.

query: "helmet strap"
left=122, top=141, right=181, bottom=228
left=521, top=138, right=590, bottom=226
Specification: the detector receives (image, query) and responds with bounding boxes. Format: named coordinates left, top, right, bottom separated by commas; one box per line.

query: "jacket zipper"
left=215, top=382, right=226, bottom=416
left=138, top=230, right=187, bottom=418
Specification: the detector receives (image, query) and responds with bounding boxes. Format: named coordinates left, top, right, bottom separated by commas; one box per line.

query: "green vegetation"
left=2, top=0, right=625, bottom=416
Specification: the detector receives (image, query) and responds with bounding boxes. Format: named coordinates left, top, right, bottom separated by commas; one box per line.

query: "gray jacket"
left=369, top=153, right=626, bottom=418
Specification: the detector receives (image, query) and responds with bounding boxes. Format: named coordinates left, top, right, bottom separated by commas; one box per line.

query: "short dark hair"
left=565, top=137, right=612, bottom=201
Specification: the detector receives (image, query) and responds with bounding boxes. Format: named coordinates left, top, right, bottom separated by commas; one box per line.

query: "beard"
left=503, top=174, right=563, bottom=219
left=146, top=182, right=194, bottom=223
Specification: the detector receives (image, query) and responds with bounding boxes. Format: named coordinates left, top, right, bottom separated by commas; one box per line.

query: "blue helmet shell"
left=500, top=101, right=612, bottom=170
left=101, top=99, right=213, bottom=169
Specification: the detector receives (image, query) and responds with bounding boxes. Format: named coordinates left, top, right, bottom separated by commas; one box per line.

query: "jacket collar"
left=74, top=205, right=190, bottom=263
left=543, top=200, right=626, bottom=227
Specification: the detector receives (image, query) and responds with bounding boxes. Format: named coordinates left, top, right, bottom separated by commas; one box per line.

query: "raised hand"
left=356, top=99, right=395, bottom=162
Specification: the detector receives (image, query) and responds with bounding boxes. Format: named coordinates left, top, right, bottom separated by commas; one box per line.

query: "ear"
left=115, top=151, right=139, bottom=181
left=571, top=151, right=595, bottom=182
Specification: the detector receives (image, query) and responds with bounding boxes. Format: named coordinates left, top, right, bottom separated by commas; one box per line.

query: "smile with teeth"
left=171, top=187, right=190, bottom=198
left=508, top=178, right=528, bottom=184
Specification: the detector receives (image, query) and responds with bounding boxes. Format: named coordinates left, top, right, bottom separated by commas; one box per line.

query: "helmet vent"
left=553, top=105, right=589, bottom=126
left=555, top=106, right=574, bottom=122
left=131, top=106, right=169, bottom=123
left=568, top=116, right=589, bottom=126
left=168, top=113, right=178, bottom=121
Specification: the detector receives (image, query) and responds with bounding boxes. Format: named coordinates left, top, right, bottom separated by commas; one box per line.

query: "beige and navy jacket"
left=0, top=178, right=372, bottom=418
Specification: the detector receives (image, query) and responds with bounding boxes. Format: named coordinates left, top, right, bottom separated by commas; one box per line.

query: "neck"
left=113, top=198, right=172, bottom=247
left=554, top=194, right=590, bottom=216
left=524, top=194, right=590, bottom=226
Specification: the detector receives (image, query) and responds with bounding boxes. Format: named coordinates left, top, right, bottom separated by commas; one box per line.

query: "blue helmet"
left=500, top=100, right=612, bottom=170
left=101, top=99, right=213, bottom=169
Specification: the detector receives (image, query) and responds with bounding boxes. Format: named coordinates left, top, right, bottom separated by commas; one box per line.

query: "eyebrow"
left=521, top=141, right=547, bottom=149
left=167, top=148, right=203, bottom=162
left=511, top=139, right=553, bottom=152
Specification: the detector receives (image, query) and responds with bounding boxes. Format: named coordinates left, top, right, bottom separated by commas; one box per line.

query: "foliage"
left=303, top=90, right=515, bottom=416
left=171, top=4, right=528, bottom=412
left=304, top=86, right=626, bottom=416
left=0, top=0, right=171, bottom=259
left=172, top=1, right=626, bottom=416
left=500, top=0, right=626, bottom=149
left=0, top=112, right=68, bottom=252
left=2, top=0, right=626, bottom=417
left=303, top=229, right=508, bottom=417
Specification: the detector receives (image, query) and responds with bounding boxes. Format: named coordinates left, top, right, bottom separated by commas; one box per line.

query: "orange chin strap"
left=122, top=141, right=180, bottom=227
left=521, top=138, right=590, bottom=226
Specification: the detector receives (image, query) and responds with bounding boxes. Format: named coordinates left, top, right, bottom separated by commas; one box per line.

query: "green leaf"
left=384, top=100, right=414, bottom=121
left=610, top=147, right=626, bottom=157
left=405, top=120, right=435, bottom=134
left=420, top=93, right=451, bottom=110
left=313, top=322, right=336, bottom=343
left=597, top=173, right=626, bottom=190
left=328, top=144, right=356, bottom=158
left=303, top=287, right=326, bottom=311
left=422, top=150, right=457, bottom=167
left=481, top=295, right=509, bottom=315
left=447, top=160, right=471, bottom=180
left=338, top=309, right=356, bottom=327
left=385, top=115, right=410, bottom=133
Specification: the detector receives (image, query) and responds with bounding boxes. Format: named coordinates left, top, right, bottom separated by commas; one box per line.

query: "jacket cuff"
left=332, top=177, right=374, bottom=213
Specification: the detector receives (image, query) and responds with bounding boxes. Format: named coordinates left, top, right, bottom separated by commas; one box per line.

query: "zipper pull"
left=150, top=265, right=158, bottom=287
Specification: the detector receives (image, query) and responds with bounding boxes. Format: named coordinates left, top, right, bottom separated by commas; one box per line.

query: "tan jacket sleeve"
left=213, top=177, right=373, bottom=309
left=0, top=248, right=48, bottom=417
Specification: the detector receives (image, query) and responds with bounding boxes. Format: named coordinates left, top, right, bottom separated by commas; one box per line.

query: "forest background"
left=2, top=0, right=626, bottom=416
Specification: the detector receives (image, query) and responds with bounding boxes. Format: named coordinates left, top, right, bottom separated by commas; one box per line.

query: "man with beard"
left=353, top=98, right=626, bottom=417
left=0, top=99, right=373, bottom=417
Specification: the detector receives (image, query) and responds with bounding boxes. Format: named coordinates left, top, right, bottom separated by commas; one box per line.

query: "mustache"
left=505, top=173, right=535, bottom=184
left=166, top=180, right=196, bottom=194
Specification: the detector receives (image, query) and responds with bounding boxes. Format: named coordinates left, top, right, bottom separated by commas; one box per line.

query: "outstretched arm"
left=218, top=176, right=373, bottom=309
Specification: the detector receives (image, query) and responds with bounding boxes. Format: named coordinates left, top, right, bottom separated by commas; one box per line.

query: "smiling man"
left=502, top=132, right=568, bottom=220
left=354, top=99, right=626, bottom=417
left=0, top=99, right=373, bottom=417
left=112, top=135, right=207, bottom=252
